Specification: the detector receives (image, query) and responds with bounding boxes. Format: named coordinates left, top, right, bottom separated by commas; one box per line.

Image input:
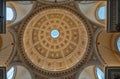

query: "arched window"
left=97, top=6, right=106, bottom=20
left=6, top=7, right=14, bottom=21
left=117, top=37, right=120, bottom=52
left=7, top=67, right=15, bottom=79
left=96, top=68, right=104, bottom=79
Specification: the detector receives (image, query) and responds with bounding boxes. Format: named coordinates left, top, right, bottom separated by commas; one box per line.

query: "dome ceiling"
left=18, top=3, right=93, bottom=77
left=23, top=8, right=88, bottom=71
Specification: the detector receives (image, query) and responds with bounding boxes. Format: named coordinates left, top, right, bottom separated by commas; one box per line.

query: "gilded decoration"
left=18, top=4, right=93, bottom=77
left=23, top=8, right=88, bottom=71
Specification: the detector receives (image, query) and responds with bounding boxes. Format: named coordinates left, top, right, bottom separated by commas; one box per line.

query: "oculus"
left=50, top=29, right=60, bottom=38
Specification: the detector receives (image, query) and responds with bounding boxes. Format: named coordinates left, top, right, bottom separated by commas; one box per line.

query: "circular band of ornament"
left=18, top=5, right=93, bottom=76
left=38, top=0, right=73, bottom=4
left=23, top=8, right=88, bottom=71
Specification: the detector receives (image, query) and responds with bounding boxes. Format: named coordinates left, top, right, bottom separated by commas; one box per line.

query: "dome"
left=2, top=1, right=120, bottom=79
left=23, top=8, right=88, bottom=71
left=21, top=8, right=89, bottom=71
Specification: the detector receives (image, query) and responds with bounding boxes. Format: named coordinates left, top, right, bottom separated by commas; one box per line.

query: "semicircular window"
left=7, top=67, right=15, bottom=79
left=96, top=68, right=104, bottom=79
left=6, top=7, right=14, bottom=21
left=97, top=6, right=106, bottom=20
left=117, top=37, right=120, bottom=52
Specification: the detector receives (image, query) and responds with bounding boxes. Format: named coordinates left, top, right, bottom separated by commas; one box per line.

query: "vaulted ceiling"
left=0, top=0, right=120, bottom=79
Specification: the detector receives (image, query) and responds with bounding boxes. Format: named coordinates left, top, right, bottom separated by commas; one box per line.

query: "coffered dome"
left=1, top=1, right=120, bottom=79
left=23, top=8, right=88, bottom=71
left=18, top=4, right=93, bottom=77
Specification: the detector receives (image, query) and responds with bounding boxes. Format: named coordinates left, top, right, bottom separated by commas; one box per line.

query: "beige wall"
left=97, top=30, right=120, bottom=66
left=14, top=65, right=32, bottom=79
left=78, top=66, right=96, bottom=79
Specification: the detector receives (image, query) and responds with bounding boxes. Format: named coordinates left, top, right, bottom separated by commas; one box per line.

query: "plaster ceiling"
left=6, top=1, right=35, bottom=27
left=15, top=65, right=32, bottom=79
left=76, top=1, right=107, bottom=27
left=0, top=31, right=14, bottom=65
left=23, top=8, right=88, bottom=71
left=0, top=1, right=120, bottom=79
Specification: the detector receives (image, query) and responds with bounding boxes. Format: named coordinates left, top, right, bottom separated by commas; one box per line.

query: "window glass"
left=50, top=29, right=60, bottom=38
left=6, top=7, right=14, bottom=21
left=98, top=6, right=106, bottom=20
left=117, top=37, right=120, bottom=52
left=96, top=68, right=104, bottom=79
left=7, top=67, right=15, bottom=79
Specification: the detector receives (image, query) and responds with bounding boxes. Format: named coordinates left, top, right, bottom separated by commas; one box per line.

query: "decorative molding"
left=37, top=0, right=74, bottom=5
left=17, top=2, right=93, bottom=78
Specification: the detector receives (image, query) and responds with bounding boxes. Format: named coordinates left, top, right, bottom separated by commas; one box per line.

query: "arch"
left=75, top=1, right=107, bottom=27
left=6, top=1, right=36, bottom=27
left=77, top=65, right=104, bottom=79
left=97, top=30, right=120, bottom=66
left=7, top=65, right=32, bottom=79
left=0, top=31, right=14, bottom=65
left=14, top=65, right=32, bottom=79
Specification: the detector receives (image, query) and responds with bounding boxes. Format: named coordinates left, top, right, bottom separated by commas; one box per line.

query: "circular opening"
left=117, top=37, right=120, bottom=52
left=6, top=7, right=14, bottom=21
left=97, top=6, right=106, bottom=20
left=50, top=29, right=60, bottom=38
left=96, top=68, right=104, bottom=79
